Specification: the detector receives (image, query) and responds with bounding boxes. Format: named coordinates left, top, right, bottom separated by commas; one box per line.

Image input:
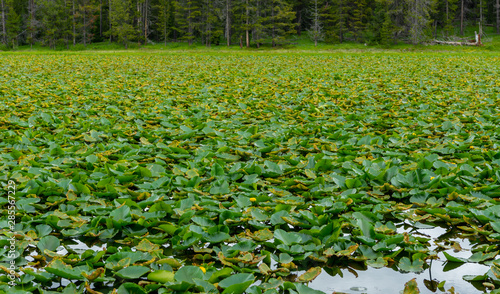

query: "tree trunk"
left=254, top=0, right=259, bottom=48
left=30, top=0, right=33, bottom=49
left=339, top=0, right=344, bottom=43
left=205, top=0, right=211, bottom=47
left=460, top=0, right=464, bottom=35
left=137, top=1, right=141, bottom=44
left=144, top=0, right=148, bottom=43
left=83, top=0, right=87, bottom=47
left=73, top=0, right=76, bottom=45
left=226, top=0, right=230, bottom=46
left=446, top=0, right=448, bottom=37
left=480, top=0, right=482, bottom=25
left=188, top=4, right=192, bottom=46
left=65, top=0, right=69, bottom=49
left=296, top=5, right=302, bottom=36
left=164, top=1, right=167, bottom=46
left=271, top=4, right=275, bottom=47
left=245, top=0, right=249, bottom=47
left=1, top=0, right=6, bottom=45
left=313, top=0, right=318, bottom=46
left=497, top=0, right=499, bottom=34
left=100, top=0, right=102, bottom=38
left=109, top=0, right=112, bottom=42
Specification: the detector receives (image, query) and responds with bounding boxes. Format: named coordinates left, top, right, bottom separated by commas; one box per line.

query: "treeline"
left=0, top=0, right=499, bottom=49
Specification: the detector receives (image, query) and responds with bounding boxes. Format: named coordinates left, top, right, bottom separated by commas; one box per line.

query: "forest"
left=0, top=0, right=499, bottom=49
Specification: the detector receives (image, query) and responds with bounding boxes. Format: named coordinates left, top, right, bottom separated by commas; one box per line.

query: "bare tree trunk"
left=144, top=0, right=148, bottom=43
left=296, top=6, right=302, bottom=36
left=205, top=0, right=211, bottom=46
left=137, top=1, right=141, bottom=45
left=480, top=0, right=482, bottom=25
left=100, top=0, right=102, bottom=38
left=109, top=0, right=112, bottom=42
left=245, top=0, right=249, bottom=47
left=313, top=0, right=319, bottom=46
left=65, top=0, right=69, bottom=49
left=272, top=4, right=275, bottom=47
left=254, top=0, right=260, bottom=48
left=188, top=3, right=192, bottom=46
left=446, top=0, right=448, bottom=37
left=167, top=2, right=171, bottom=46
left=460, top=0, right=464, bottom=35
left=497, top=0, right=499, bottom=34
left=73, top=0, right=76, bottom=45
left=226, top=0, right=230, bottom=46
left=83, top=0, right=87, bottom=47
left=30, top=0, right=34, bottom=49
left=446, top=0, right=448, bottom=21
left=339, top=0, right=344, bottom=43
left=1, top=0, right=6, bottom=45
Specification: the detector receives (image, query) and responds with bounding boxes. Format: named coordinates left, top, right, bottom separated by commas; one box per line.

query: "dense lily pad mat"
left=0, top=52, right=500, bottom=294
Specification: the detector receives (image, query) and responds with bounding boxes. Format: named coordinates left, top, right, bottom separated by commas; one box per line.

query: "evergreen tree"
left=268, top=0, right=295, bottom=46
left=5, top=0, right=20, bottom=47
left=80, top=0, right=98, bottom=47
left=38, top=0, right=64, bottom=48
left=110, top=0, right=134, bottom=47
left=0, top=0, right=493, bottom=49
left=201, top=0, right=221, bottom=46
left=405, top=0, right=436, bottom=44
left=290, top=0, right=308, bottom=36
left=252, top=0, right=265, bottom=47
left=156, top=0, right=171, bottom=45
left=26, top=0, right=38, bottom=48
left=369, top=0, right=393, bottom=44
left=349, top=0, right=368, bottom=41
left=175, top=0, right=201, bottom=45
left=442, top=0, right=459, bottom=37
left=231, top=0, right=248, bottom=47
left=321, top=0, right=349, bottom=43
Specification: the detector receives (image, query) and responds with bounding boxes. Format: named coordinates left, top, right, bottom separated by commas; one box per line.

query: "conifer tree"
left=443, top=0, right=459, bottom=37
left=5, top=0, right=20, bottom=47
left=156, top=0, right=171, bottom=45
left=175, top=0, right=201, bottom=45
left=268, top=0, right=295, bottom=46
left=201, top=0, right=221, bottom=46
left=350, top=0, right=368, bottom=41
left=110, top=0, right=134, bottom=47
left=405, top=0, right=436, bottom=44
left=321, top=0, right=349, bottom=43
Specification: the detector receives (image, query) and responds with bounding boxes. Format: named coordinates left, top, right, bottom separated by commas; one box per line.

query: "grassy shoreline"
left=1, top=30, right=499, bottom=54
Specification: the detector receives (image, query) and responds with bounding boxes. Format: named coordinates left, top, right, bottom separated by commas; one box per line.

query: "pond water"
left=305, top=224, right=492, bottom=293
left=307, top=260, right=489, bottom=294
left=43, top=224, right=494, bottom=293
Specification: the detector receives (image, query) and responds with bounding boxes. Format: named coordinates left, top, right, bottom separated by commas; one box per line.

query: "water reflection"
left=306, top=260, right=490, bottom=294
left=305, top=222, right=491, bottom=293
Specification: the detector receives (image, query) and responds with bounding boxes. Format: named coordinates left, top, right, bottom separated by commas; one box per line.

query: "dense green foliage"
left=0, top=0, right=499, bottom=49
left=1, top=52, right=500, bottom=293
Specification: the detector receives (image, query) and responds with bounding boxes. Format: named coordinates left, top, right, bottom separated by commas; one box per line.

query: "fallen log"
left=431, top=40, right=482, bottom=46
